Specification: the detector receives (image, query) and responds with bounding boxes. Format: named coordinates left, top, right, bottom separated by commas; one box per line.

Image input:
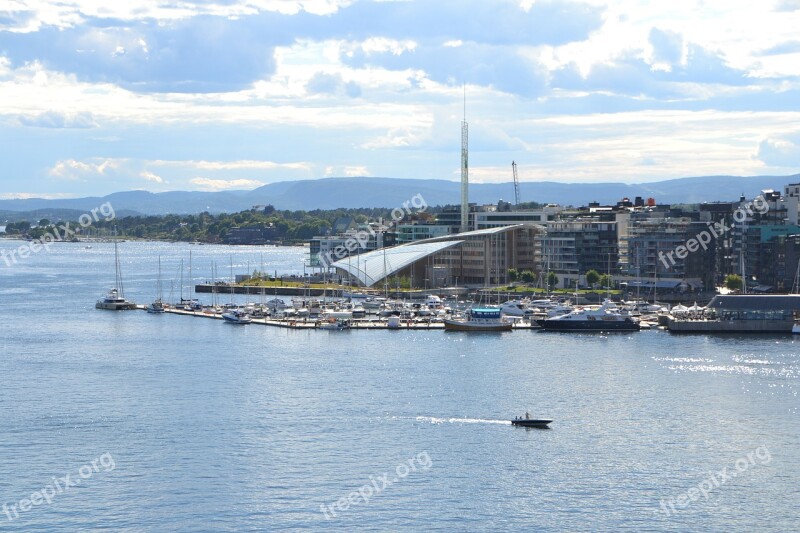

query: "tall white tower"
left=460, top=90, right=469, bottom=233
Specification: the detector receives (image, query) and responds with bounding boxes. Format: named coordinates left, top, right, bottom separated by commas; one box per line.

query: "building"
left=225, top=225, right=278, bottom=245
left=473, top=205, right=562, bottom=230
left=395, top=223, right=451, bottom=244
left=308, top=223, right=396, bottom=270
left=534, top=218, right=619, bottom=288
left=330, top=224, right=543, bottom=288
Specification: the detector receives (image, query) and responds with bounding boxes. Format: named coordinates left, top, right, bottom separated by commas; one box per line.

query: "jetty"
left=153, top=307, right=539, bottom=330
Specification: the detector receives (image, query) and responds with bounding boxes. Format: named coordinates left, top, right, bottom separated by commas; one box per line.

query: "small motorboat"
left=511, top=414, right=552, bottom=428
left=222, top=310, right=252, bottom=324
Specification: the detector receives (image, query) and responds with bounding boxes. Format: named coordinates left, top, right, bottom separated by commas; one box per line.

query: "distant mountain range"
left=2, top=174, right=798, bottom=218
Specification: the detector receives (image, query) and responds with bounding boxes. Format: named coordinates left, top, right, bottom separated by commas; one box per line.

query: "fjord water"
left=0, top=240, right=798, bottom=532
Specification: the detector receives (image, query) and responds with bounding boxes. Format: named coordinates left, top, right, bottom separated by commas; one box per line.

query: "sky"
left=1, top=0, right=799, bottom=198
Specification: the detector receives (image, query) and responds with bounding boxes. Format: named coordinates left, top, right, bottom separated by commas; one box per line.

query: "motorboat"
left=319, top=318, right=351, bottom=330
left=443, top=307, right=513, bottom=332
left=511, top=416, right=552, bottom=428
left=538, top=299, right=640, bottom=331
left=221, top=310, right=252, bottom=324
left=500, top=299, right=534, bottom=317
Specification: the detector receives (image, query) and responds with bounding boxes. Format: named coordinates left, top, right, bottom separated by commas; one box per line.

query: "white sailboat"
left=146, top=255, right=166, bottom=313
left=96, top=235, right=136, bottom=310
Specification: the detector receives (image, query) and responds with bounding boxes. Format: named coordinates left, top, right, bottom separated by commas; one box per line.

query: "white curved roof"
left=331, top=240, right=463, bottom=287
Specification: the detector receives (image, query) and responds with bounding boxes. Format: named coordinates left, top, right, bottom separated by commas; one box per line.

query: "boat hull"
left=443, top=320, right=512, bottom=332
left=511, top=419, right=552, bottom=428
left=95, top=301, right=137, bottom=310
left=538, top=319, right=639, bottom=331
left=668, top=318, right=793, bottom=333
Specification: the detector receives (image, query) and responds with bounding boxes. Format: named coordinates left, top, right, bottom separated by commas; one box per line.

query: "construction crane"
left=511, top=160, right=521, bottom=206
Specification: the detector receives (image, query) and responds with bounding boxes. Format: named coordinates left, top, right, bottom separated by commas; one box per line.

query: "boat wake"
left=413, top=416, right=511, bottom=425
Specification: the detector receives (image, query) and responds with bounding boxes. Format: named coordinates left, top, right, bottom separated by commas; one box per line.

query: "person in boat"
left=525, top=411, right=530, bottom=419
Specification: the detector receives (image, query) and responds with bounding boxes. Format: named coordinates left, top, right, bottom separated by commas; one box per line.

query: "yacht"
left=538, top=299, right=640, bottom=331
left=221, top=310, right=252, bottom=324
left=500, top=299, right=534, bottom=317
left=96, top=238, right=136, bottom=310
left=96, top=288, right=137, bottom=310
left=443, top=307, right=513, bottom=332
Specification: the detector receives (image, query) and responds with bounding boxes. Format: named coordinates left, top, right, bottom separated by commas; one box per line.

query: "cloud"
left=49, top=158, right=120, bottom=180
left=343, top=40, right=550, bottom=97
left=755, top=137, right=800, bottom=167
left=189, top=178, right=266, bottom=190
left=140, top=170, right=165, bottom=184
left=649, top=28, right=684, bottom=69
left=306, top=72, right=361, bottom=97
left=774, top=0, right=800, bottom=12
left=757, top=40, right=800, bottom=56
left=0, top=192, right=75, bottom=200
left=17, top=110, right=97, bottom=128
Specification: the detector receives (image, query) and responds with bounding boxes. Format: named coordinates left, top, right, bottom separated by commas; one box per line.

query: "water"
left=0, top=240, right=798, bottom=531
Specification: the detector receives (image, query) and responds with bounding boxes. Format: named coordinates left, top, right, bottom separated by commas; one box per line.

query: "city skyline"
left=2, top=0, right=799, bottom=199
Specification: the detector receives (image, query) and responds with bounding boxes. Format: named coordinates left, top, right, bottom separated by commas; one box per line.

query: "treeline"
left=3, top=206, right=434, bottom=243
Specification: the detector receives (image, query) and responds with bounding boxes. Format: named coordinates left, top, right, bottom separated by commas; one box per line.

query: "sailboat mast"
left=114, top=233, right=124, bottom=298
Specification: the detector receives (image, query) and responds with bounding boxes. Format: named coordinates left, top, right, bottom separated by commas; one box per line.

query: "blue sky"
left=1, top=0, right=799, bottom=198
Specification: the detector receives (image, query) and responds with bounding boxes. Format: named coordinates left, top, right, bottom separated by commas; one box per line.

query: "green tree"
left=547, top=272, right=559, bottom=290
left=585, top=269, right=600, bottom=288
left=507, top=268, right=519, bottom=282
left=724, top=274, right=743, bottom=291
left=520, top=270, right=535, bottom=284
left=599, top=274, right=612, bottom=289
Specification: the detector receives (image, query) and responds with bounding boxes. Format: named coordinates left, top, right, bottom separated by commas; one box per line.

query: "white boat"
left=221, top=310, right=252, bottom=324
left=443, top=307, right=513, bottom=332
left=500, top=299, right=534, bottom=317
left=387, top=316, right=402, bottom=329
left=147, top=256, right=166, bottom=313
left=96, top=288, right=137, bottom=310
left=319, top=318, right=350, bottom=330
left=266, top=298, right=287, bottom=311
left=539, top=299, right=640, bottom=331
left=96, top=238, right=136, bottom=310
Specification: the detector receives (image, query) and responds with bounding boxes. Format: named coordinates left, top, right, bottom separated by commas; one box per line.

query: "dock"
left=151, top=307, right=540, bottom=330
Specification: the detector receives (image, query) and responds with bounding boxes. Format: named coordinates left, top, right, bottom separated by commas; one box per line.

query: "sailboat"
left=96, top=234, right=137, bottom=310
left=146, top=255, right=166, bottom=313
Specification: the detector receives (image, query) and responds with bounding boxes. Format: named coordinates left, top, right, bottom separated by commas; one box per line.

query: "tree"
left=599, top=274, right=612, bottom=289
left=507, top=268, right=519, bottom=282
left=724, top=274, right=743, bottom=291
left=547, top=272, right=559, bottom=290
left=585, top=269, right=600, bottom=288
left=520, top=270, right=535, bottom=284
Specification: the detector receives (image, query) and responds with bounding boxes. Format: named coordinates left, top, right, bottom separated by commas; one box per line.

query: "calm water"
left=0, top=240, right=798, bottom=532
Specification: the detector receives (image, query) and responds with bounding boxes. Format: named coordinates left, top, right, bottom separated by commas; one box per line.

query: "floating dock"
left=154, top=307, right=539, bottom=330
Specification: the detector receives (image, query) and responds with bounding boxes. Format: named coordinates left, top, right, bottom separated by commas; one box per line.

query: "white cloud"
left=140, top=170, right=165, bottom=183
left=49, top=158, right=120, bottom=180
left=755, top=137, right=800, bottom=167
left=189, top=178, right=266, bottom=190
left=0, top=192, right=75, bottom=200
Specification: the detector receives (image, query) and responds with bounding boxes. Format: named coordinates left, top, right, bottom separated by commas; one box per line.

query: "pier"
left=151, top=307, right=540, bottom=330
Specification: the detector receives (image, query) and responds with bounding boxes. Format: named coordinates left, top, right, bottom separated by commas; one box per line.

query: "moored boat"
left=96, top=237, right=136, bottom=310
left=222, top=310, right=252, bottom=324
left=443, top=307, right=513, bottom=332
left=538, top=299, right=639, bottom=331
